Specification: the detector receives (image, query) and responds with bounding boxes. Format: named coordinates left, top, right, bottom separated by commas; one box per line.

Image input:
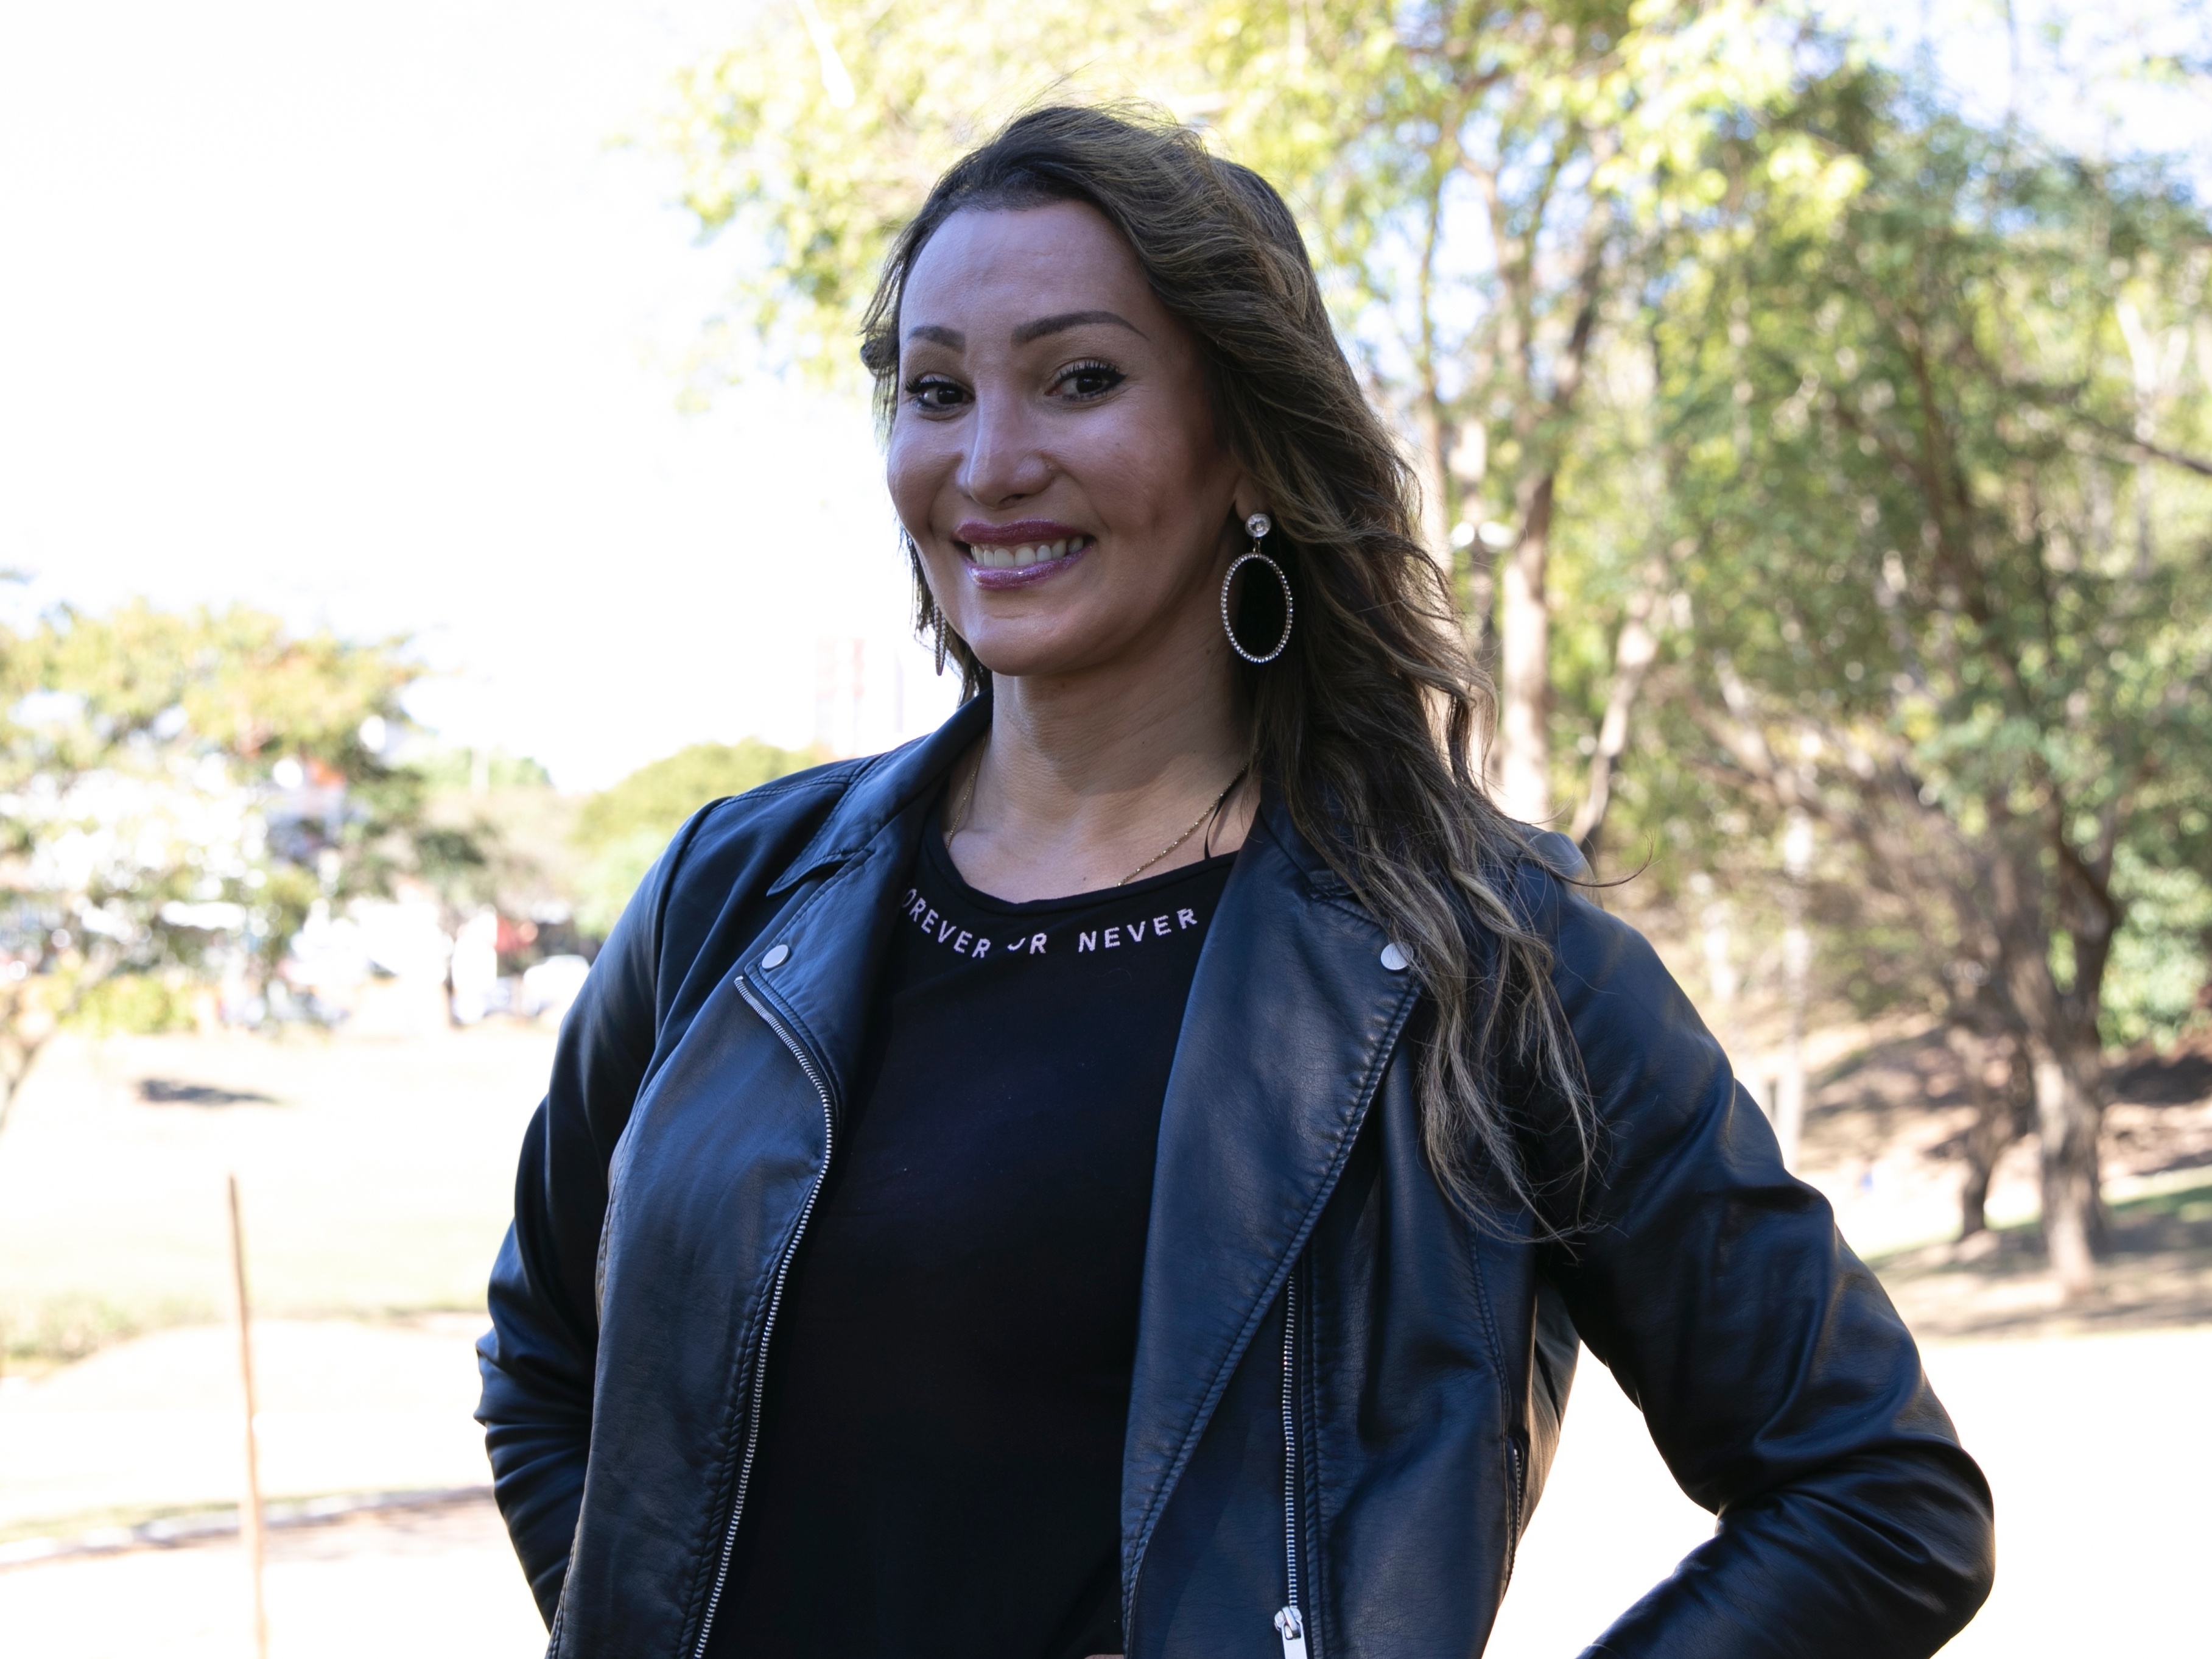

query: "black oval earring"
left=1221, top=513, right=1293, bottom=664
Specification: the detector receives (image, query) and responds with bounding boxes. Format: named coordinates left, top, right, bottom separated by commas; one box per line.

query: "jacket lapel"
left=742, top=699, right=989, bottom=1102
left=1121, top=798, right=1422, bottom=1604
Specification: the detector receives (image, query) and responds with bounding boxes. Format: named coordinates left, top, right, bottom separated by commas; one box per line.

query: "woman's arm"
left=1526, top=860, right=1995, bottom=1657
left=473, top=824, right=698, bottom=1624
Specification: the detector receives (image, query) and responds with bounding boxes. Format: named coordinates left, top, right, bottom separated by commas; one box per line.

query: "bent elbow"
left=1919, top=1456, right=1998, bottom=1644
left=1844, top=1442, right=1998, bottom=1653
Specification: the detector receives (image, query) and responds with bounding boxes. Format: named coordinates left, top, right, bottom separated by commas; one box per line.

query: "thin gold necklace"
left=1116, top=764, right=1250, bottom=885
left=947, top=748, right=1251, bottom=886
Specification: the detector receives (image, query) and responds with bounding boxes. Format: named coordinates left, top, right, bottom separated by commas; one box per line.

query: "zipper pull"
left=1274, top=1605, right=1308, bottom=1659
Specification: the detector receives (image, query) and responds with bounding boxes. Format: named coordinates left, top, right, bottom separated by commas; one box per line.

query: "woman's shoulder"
left=657, top=752, right=882, bottom=909
left=684, top=752, right=877, bottom=845
left=1496, top=828, right=1697, bottom=1042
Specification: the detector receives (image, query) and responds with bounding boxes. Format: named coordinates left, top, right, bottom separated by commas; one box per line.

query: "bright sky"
left=1847, top=0, right=2211, bottom=180
left=0, top=0, right=954, bottom=791
left=2, top=1, right=2198, bottom=791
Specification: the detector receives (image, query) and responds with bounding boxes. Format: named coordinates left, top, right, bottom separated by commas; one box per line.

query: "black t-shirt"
left=711, top=803, right=1236, bottom=1659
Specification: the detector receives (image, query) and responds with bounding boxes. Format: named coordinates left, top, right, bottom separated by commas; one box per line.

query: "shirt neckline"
left=919, top=794, right=1239, bottom=918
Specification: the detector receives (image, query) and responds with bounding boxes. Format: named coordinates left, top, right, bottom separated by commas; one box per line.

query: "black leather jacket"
left=477, top=698, right=1993, bottom=1658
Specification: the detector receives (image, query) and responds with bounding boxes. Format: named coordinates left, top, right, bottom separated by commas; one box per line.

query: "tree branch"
left=2077, top=416, right=2212, bottom=479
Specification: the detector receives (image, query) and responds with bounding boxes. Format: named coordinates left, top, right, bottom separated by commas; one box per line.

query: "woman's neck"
left=946, top=626, right=1255, bottom=901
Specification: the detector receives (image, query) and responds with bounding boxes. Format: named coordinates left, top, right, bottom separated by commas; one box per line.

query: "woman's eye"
left=1055, top=361, right=1125, bottom=400
left=906, top=376, right=968, bottom=412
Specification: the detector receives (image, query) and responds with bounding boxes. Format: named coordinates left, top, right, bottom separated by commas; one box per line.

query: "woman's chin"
left=955, top=616, right=1125, bottom=683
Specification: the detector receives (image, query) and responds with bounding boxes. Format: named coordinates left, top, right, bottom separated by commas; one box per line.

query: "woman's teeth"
left=966, top=537, right=1087, bottom=569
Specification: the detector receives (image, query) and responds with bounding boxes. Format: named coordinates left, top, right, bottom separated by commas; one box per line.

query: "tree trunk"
left=1567, top=562, right=1663, bottom=862
left=0, top=1054, right=35, bottom=1147
left=1496, top=471, right=1554, bottom=823
left=0, top=976, right=65, bottom=1149
left=1414, top=397, right=1455, bottom=587
left=2029, top=1024, right=2107, bottom=1298
left=1448, top=423, right=1495, bottom=671
left=1989, top=832, right=2108, bottom=1298
left=1953, top=1025, right=2033, bottom=1239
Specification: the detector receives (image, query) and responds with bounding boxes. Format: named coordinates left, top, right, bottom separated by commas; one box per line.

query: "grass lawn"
left=0, top=1029, right=554, bottom=1368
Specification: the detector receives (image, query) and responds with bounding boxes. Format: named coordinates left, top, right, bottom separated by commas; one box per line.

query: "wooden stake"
left=228, top=1174, right=270, bottom=1659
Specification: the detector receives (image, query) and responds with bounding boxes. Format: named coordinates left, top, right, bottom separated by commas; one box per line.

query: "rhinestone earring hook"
left=1222, top=514, right=1293, bottom=664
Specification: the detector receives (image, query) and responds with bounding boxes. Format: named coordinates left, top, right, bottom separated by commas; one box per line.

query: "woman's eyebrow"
left=907, top=323, right=964, bottom=348
left=1011, top=309, right=1146, bottom=345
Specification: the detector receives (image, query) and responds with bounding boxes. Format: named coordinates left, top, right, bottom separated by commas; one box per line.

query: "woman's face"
left=887, top=201, right=1251, bottom=682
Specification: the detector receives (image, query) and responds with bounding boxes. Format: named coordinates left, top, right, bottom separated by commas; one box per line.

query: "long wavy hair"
left=859, top=105, right=1595, bottom=1227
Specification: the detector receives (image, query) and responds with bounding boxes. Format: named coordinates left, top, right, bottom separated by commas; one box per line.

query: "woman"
left=477, top=107, right=1993, bottom=1659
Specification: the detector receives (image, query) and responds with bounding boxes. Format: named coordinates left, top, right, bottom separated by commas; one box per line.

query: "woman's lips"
left=957, top=533, right=1092, bottom=589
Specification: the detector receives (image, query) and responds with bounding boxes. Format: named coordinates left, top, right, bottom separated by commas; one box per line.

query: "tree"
left=1650, top=77, right=2212, bottom=1294
left=571, top=739, right=822, bottom=937
left=0, top=601, right=450, bottom=1140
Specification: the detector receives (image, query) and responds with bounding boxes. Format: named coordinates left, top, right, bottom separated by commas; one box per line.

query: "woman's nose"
left=956, top=392, right=1053, bottom=505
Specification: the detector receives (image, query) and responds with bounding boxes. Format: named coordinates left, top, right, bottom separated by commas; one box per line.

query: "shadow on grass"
left=1870, top=1172, right=2212, bottom=1341
left=2108, top=1045, right=2212, bottom=1107
left=134, top=1077, right=279, bottom=1107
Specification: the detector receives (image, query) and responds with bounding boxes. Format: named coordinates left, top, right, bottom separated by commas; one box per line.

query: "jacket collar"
left=767, top=693, right=990, bottom=896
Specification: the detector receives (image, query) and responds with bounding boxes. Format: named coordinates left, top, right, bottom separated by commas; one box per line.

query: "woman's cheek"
left=883, top=423, right=939, bottom=526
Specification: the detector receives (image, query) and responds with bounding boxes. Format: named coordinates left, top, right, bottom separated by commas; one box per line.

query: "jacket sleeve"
left=472, top=820, right=701, bottom=1625
left=1522, top=861, right=1995, bottom=1658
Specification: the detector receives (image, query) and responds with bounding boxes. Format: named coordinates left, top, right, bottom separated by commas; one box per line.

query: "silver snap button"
left=760, top=943, right=790, bottom=970
left=1380, top=942, right=1410, bottom=973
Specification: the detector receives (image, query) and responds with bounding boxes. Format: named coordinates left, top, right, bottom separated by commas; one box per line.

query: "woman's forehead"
left=902, top=202, right=1157, bottom=338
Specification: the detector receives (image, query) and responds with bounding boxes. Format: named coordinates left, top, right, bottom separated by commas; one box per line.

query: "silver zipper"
left=1505, top=1439, right=1526, bottom=1585
left=690, top=972, right=837, bottom=1659
left=1274, top=1269, right=1308, bottom=1659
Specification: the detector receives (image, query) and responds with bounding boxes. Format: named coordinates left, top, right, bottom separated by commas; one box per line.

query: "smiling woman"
left=476, top=106, right=1995, bottom=1659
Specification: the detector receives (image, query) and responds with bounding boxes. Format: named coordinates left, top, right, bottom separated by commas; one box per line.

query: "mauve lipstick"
left=953, top=518, right=1094, bottom=589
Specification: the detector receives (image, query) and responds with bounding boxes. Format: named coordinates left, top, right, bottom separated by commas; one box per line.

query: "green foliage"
left=0, top=1290, right=195, bottom=1373
left=665, top=0, right=1182, bottom=390
left=413, top=747, right=553, bottom=792
left=2102, top=853, right=2212, bottom=1047
left=1641, top=72, right=2212, bottom=1055
left=18, top=599, right=415, bottom=773
left=0, top=600, right=483, bottom=1132
left=61, top=974, right=197, bottom=1038
left=571, top=740, right=821, bottom=935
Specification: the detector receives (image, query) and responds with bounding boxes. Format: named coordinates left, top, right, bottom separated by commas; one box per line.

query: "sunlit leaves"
left=0, top=604, right=449, bottom=1055
left=1652, top=81, right=2212, bottom=1040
